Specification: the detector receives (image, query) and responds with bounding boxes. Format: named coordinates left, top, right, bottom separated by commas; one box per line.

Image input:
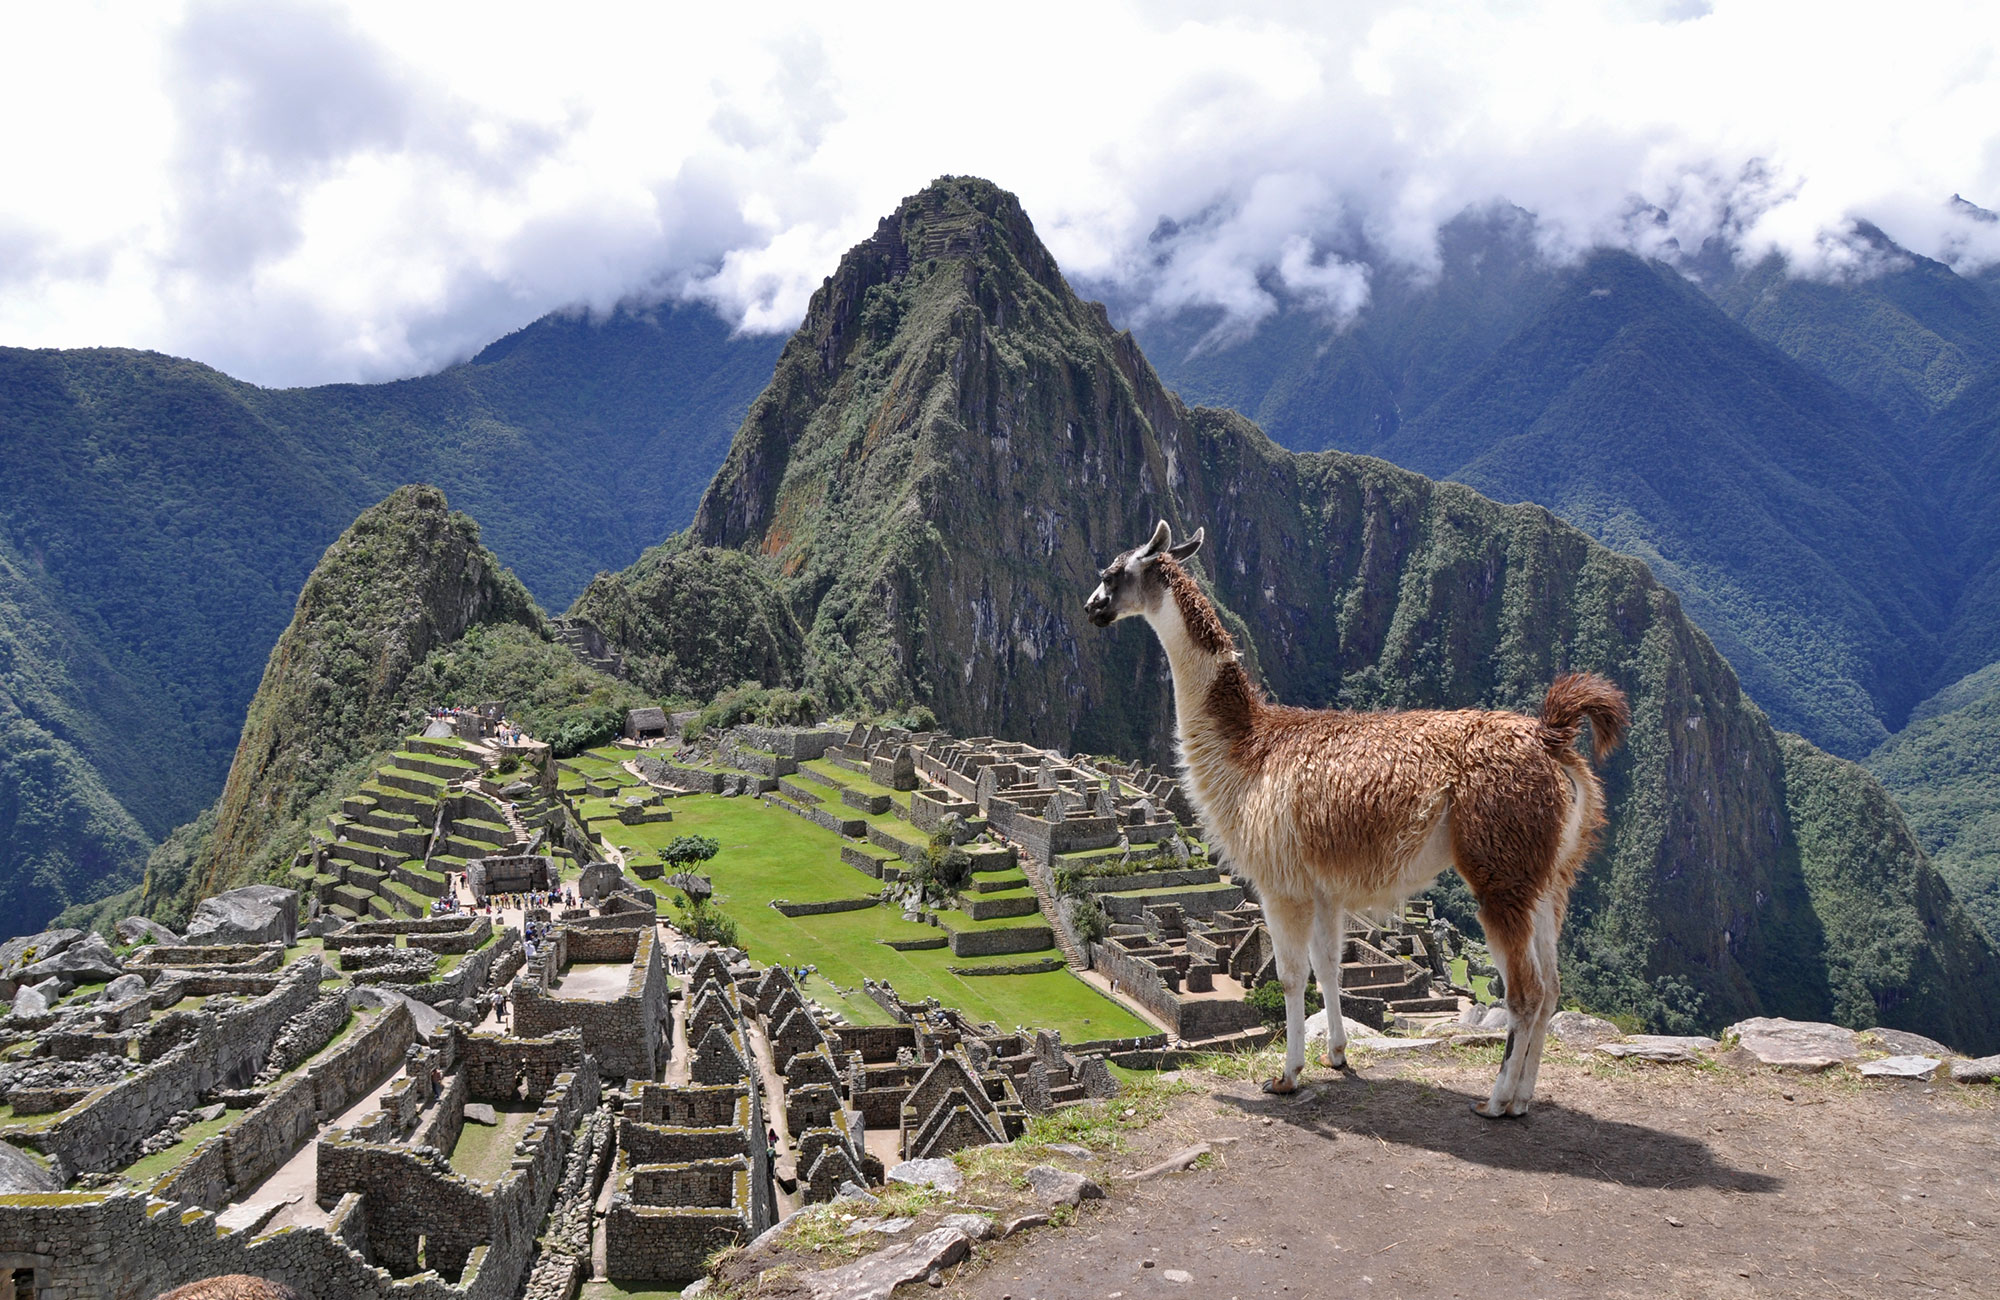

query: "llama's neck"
left=1143, top=563, right=1260, bottom=801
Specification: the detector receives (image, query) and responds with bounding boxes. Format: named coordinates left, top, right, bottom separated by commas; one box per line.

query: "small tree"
left=661, top=835, right=721, bottom=871
left=674, top=894, right=739, bottom=948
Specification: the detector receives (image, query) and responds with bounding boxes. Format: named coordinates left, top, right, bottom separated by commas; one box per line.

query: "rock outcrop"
left=185, top=885, right=299, bottom=947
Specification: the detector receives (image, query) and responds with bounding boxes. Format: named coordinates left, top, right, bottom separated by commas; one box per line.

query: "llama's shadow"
left=1215, top=1074, right=1781, bottom=1194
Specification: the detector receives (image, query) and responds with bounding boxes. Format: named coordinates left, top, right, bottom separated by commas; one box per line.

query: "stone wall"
left=153, top=1000, right=419, bottom=1208
left=458, top=1028, right=583, bottom=1103
left=0, top=1190, right=508, bottom=1300
left=512, top=927, right=669, bottom=1081
left=317, top=1058, right=600, bottom=1292
left=947, top=924, right=1055, bottom=958
left=604, top=1199, right=747, bottom=1286
left=7, top=960, right=322, bottom=1175
left=769, top=896, right=879, bottom=917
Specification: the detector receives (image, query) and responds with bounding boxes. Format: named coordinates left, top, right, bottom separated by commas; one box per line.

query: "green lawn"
left=624, top=794, right=1151, bottom=1041
left=121, top=1108, right=246, bottom=1186
left=449, top=1103, right=537, bottom=1182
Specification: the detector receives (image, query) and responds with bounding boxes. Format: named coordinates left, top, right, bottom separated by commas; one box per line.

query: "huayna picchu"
left=1, top=178, right=1997, bottom=1298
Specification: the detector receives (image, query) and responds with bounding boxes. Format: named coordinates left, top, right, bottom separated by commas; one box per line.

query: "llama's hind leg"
left=1308, top=900, right=1348, bottom=1070
left=1510, top=895, right=1565, bottom=1108
left=1475, top=900, right=1559, bottom=1118
left=1261, top=897, right=1314, bottom=1094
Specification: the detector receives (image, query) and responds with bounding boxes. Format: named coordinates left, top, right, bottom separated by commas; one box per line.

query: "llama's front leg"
left=1262, top=899, right=1313, bottom=1094
left=1308, top=902, right=1348, bottom=1070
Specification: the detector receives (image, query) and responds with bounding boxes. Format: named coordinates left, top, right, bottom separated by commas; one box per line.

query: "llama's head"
left=1084, top=519, right=1203, bottom=627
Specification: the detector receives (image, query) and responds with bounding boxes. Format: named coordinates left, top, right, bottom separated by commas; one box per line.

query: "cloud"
left=1, top=0, right=1998, bottom=385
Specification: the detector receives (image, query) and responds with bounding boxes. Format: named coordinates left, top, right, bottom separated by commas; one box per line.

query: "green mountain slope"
left=1868, top=661, right=2000, bottom=942
left=1925, top=368, right=2000, bottom=687
left=0, top=303, right=775, bottom=931
left=581, top=176, right=2000, bottom=1050
left=1696, top=226, right=2000, bottom=428
left=1376, top=251, right=1948, bottom=758
left=136, top=485, right=650, bottom=925
left=0, top=536, right=152, bottom=923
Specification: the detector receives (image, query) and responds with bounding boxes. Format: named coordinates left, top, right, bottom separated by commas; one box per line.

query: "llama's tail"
left=1540, top=672, right=1630, bottom=765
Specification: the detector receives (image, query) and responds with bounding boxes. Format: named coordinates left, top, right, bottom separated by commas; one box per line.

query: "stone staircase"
left=1018, top=856, right=1090, bottom=970
left=552, top=617, right=626, bottom=679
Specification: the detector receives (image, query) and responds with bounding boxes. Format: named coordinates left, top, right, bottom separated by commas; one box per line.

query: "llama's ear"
left=1139, top=519, right=1172, bottom=557
left=1167, top=527, right=1204, bottom=562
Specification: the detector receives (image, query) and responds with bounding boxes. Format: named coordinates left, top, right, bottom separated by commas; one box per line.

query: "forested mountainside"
left=578, top=177, right=2000, bottom=1050
left=0, top=305, right=775, bottom=931
left=1133, top=220, right=2000, bottom=762
left=1131, top=211, right=2000, bottom=931
left=1869, top=661, right=2000, bottom=943
left=88, top=485, right=652, bottom=932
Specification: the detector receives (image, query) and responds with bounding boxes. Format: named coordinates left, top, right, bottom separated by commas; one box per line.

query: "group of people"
left=425, top=703, right=528, bottom=746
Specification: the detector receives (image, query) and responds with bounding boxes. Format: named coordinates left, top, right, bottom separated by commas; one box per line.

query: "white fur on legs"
left=1308, top=901, right=1348, bottom=1069
left=1512, top=897, right=1564, bottom=1107
left=1264, top=898, right=1313, bottom=1092
left=1480, top=896, right=1562, bottom=1118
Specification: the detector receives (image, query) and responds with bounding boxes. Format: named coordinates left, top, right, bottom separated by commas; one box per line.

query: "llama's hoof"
left=1320, top=1050, right=1347, bottom=1070
left=1261, top=1076, right=1299, bottom=1095
left=1470, top=1099, right=1525, bottom=1121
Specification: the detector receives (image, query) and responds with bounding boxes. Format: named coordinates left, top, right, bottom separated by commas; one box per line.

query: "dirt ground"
left=941, top=1049, right=1998, bottom=1300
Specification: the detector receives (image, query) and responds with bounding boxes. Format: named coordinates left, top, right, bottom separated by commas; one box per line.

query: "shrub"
left=1068, top=897, right=1110, bottom=946
left=683, top=683, right=821, bottom=740
left=1248, top=979, right=1323, bottom=1028
left=674, top=895, right=739, bottom=949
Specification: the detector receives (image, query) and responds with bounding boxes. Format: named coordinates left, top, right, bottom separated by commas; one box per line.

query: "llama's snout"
left=1084, top=585, right=1114, bottom=626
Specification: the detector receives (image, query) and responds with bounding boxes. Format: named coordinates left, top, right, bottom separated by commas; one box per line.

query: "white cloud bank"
left=3, top=0, right=2000, bottom=385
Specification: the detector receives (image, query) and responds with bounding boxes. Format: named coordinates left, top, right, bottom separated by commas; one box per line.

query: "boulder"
left=937, top=1213, right=996, bottom=1242
left=104, top=974, right=148, bottom=1004
left=0, top=929, right=82, bottom=977
left=10, top=985, right=49, bottom=1017
left=1950, top=1054, right=2000, bottom=1084
left=1861, top=1027, right=1954, bottom=1058
left=349, top=986, right=450, bottom=1039
left=1022, top=1164, right=1103, bottom=1208
left=463, top=1103, right=497, bottom=1125
left=1596, top=1035, right=1717, bottom=1063
left=1857, top=1055, right=1940, bottom=1080
left=186, top=885, right=299, bottom=946
left=1301, top=1009, right=1385, bottom=1049
left=1547, top=1010, right=1623, bottom=1047
left=14, top=933, right=123, bottom=986
left=885, top=1158, right=962, bottom=1193
left=0, top=1141, right=59, bottom=1195
left=802, top=1226, right=976, bottom=1300
left=115, top=916, right=182, bottom=947
left=1457, top=1003, right=1512, bottom=1031
left=1725, top=1018, right=1860, bottom=1071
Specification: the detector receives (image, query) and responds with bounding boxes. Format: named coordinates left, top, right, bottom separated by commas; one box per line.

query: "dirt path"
left=945, top=1053, right=1998, bottom=1300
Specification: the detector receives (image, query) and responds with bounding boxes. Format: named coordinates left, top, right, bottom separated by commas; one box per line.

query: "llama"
left=1084, top=521, right=1628, bottom=1116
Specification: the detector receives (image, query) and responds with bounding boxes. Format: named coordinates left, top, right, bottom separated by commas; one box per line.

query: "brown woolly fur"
left=1162, top=556, right=1232, bottom=655
left=1086, top=521, right=1629, bottom=1115
left=1540, top=671, right=1631, bottom=763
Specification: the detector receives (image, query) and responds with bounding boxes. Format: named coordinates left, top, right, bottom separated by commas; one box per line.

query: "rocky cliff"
left=580, top=177, right=2000, bottom=1048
